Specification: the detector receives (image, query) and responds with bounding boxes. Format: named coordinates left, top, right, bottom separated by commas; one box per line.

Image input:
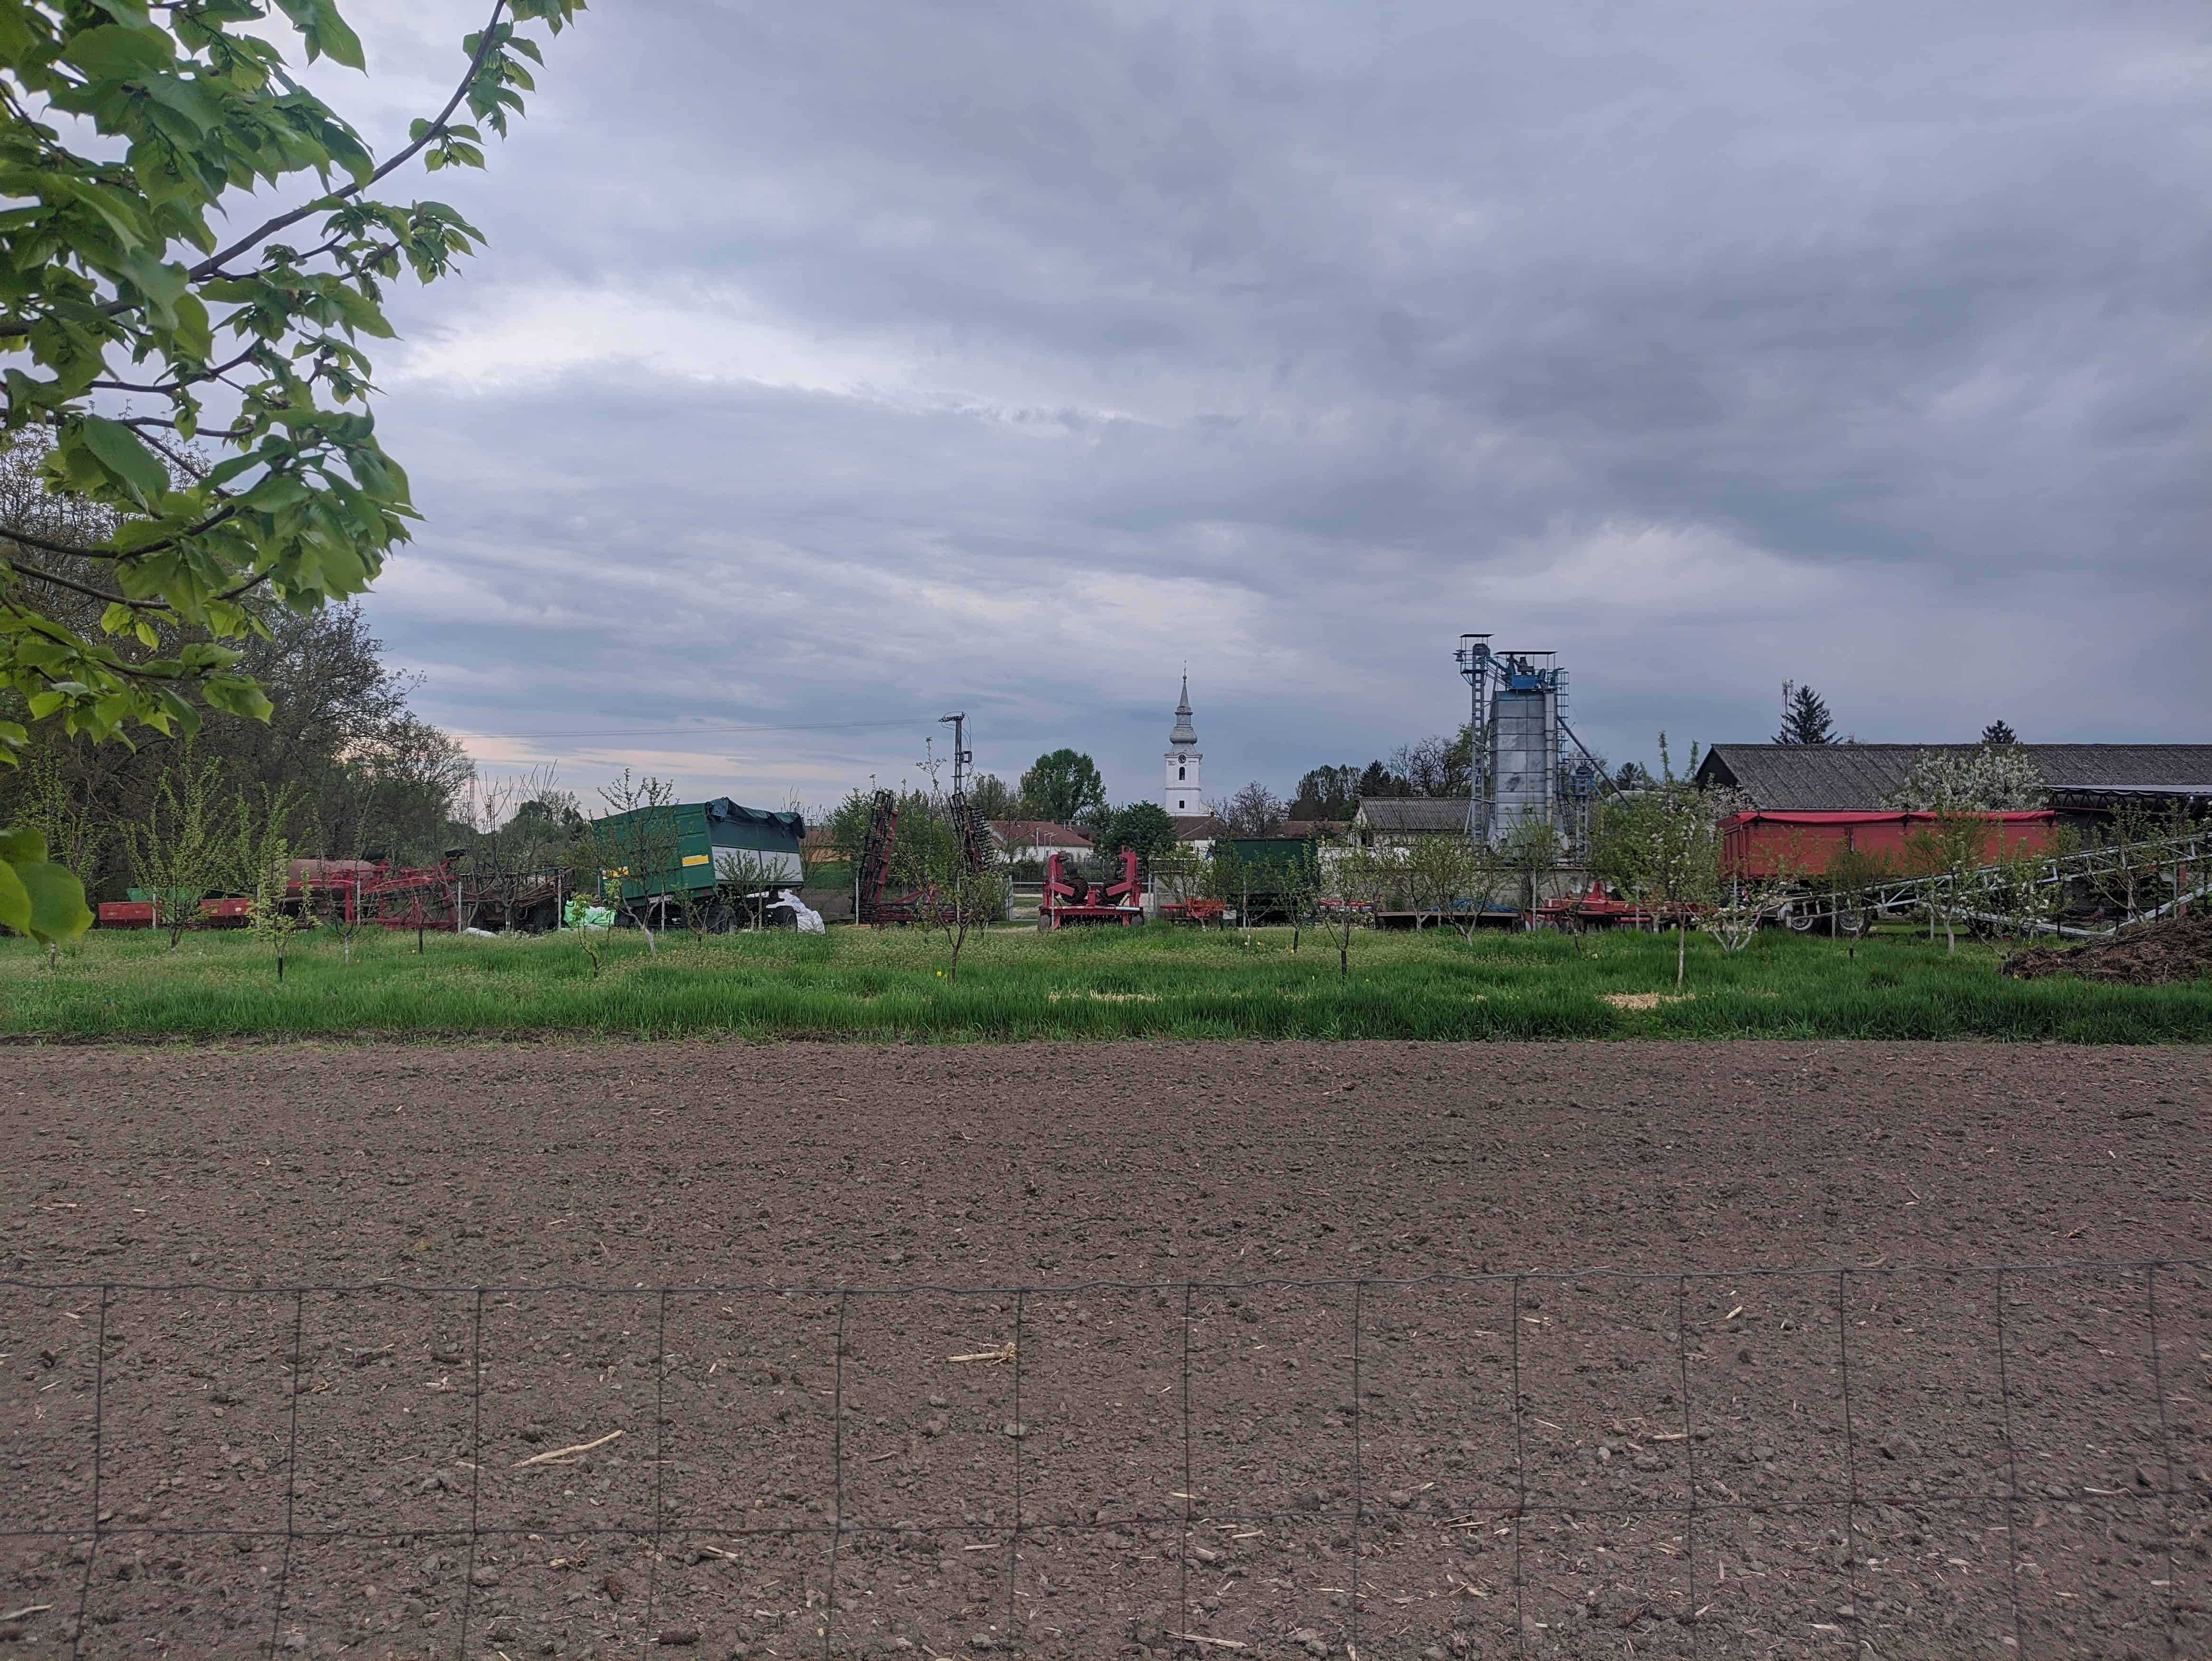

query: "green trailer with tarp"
left=589, top=798, right=808, bottom=928
left=1216, top=836, right=1321, bottom=926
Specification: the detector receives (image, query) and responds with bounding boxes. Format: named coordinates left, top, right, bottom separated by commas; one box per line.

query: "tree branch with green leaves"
left=0, top=0, right=581, bottom=939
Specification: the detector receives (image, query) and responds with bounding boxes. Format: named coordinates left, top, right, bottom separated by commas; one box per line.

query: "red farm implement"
left=94, top=857, right=466, bottom=932
left=1039, top=848, right=1143, bottom=929
left=1534, top=880, right=1660, bottom=931
left=855, top=788, right=995, bottom=926
left=1157, top=896, right=1227, bottom=926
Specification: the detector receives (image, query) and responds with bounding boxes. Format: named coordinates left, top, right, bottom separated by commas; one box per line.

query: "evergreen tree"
left=1774, top=681, right=1837, bottom=745
left=1979, top=720, right=2019, bottom=746
left=1355, top=760, right=1403, bottom=799
left=1290, top=764, right=1360, bottom=820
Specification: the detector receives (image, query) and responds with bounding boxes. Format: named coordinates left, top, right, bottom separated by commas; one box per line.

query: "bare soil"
left=3, top=1040, right=2209, bottom=1661
left=2003, top=913, right=2212, bottom=987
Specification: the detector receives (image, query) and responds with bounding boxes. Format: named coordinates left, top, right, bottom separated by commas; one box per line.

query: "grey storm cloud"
left=329, top=0, right=2209, bottom=809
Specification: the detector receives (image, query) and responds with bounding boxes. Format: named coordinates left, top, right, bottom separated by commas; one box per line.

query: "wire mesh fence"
left=4, top=1261, right=2207, bottom=1659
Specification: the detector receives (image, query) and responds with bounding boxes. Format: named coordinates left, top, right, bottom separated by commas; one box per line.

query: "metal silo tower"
left=1456, top=635, right=1573, bottom=847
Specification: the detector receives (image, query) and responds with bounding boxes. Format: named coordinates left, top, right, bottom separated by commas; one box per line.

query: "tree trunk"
left=1675, top=918, right=1687, bottom=990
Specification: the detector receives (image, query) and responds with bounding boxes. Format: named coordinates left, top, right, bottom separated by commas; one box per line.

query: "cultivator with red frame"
left=1039, top=848, right=1143, bottom=929
left=855, top=789, right=998, bottom=926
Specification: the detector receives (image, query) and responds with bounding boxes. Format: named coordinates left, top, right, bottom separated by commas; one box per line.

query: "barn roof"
left=1354, top=797, right=1472, bottom=832
left=1697, top=744, right=2212, bottom=811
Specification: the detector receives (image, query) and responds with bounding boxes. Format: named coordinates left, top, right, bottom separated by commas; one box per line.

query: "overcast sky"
left=330, top=1, right=2208, bottom=813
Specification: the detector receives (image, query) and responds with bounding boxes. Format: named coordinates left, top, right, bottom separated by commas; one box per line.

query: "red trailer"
left=1721, top=810, right=2059, bottom=879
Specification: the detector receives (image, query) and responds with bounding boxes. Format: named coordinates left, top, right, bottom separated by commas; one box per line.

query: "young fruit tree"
left=894, top=802, right=1004, bottom=983
left=1901, top=808, right=1993, bottom=954
left=1820, top=844, right=1896, bottom=939
left=1884, top=742, right=2050, bottom=952
left=591, top=770, right=683, bottom=956
left=231, top=782, right=305, bottom=980
left=1496, top=818, right=1563, bottom=928
left=712, top=847, right=788, bottom=932
left=1316, top=839, right=1389, bottom=980
left=1586, top=736, right=1733, bottom=989
left=123, top=741, right=227, bottom=949
left=0, top=0, right=580, bottom=929
left=1402, top=830, right=1496, bottom=938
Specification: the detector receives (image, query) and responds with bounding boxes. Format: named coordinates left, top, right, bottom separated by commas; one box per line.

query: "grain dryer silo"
left=1455, top=635, right=1595, bottom=849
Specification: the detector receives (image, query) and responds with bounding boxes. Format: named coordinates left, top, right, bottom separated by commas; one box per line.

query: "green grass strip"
left=1, top=923, right=2204, bottom=1043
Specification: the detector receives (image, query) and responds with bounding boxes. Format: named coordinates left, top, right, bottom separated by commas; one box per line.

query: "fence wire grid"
left=5, top=1260, right=2209, bottom=1660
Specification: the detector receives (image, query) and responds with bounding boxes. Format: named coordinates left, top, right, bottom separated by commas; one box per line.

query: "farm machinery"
left=1039, top=847, right=1143, bottom=929
left=590, top=797, right=808, bottom=930
left=855, top=788, right=996, bottom=926
left=95, top=857, right=478, bottom=932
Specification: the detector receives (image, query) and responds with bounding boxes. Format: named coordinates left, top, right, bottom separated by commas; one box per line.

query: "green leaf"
left=202, top=677, right=274, bottom=722
left=312, top=12, right=366, bottom=70
left=62, top=22, right=175, bottom=80
left=0, top=827, right=51, bottom=865
left=238, top=469, right=310, bottom=512
left=0, top=857, right=29, bottom=936
left=14, top=860, right=94, bottom=945
left=120, top=249, right=187, bottom=326
left=75, top=415, right=170, bottom=504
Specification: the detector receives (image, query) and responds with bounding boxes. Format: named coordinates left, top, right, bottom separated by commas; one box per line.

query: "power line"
left=445, top=716, right=933, bottom=743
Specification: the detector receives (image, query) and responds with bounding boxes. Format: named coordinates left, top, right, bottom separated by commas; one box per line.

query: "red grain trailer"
left=1721, top=810, right=2059, bottom=879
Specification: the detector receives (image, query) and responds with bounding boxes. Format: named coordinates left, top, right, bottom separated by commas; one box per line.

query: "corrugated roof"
left=988, top=820, right=1092, bottom=847
left=1354, top=797, right=1473, bottom=831
left=1698, top=745, right=2212, bottom=811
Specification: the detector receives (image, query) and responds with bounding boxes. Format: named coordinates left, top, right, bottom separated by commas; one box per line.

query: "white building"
left=988, top=820, right=1095, bottom=865
left=1163, top=673, right=1203, bottom=814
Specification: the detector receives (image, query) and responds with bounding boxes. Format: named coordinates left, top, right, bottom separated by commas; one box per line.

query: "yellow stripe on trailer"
left=682, top=853, right=712, bottom=867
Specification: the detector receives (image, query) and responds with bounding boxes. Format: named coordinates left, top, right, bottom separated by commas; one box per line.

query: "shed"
left=1697, top=744, right=2212, bottom=819
left=1352, top=798, right=1472, bottom=843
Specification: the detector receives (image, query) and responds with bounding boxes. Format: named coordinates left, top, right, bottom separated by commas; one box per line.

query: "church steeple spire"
left=1163, top=670, right=1202, bottom=813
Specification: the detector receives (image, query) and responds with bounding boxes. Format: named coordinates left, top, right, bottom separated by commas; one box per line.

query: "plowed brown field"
left=4, top=1041, right=2208, bottom=1660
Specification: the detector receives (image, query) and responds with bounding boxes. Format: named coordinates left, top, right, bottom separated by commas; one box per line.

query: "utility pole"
left=940, top=712, right=971, bottom=802
left=1455, top=634, right=1493, bottom=845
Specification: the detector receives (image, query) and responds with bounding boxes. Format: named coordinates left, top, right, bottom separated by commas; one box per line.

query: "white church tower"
left=1163, top=673, right=1203, bottom=814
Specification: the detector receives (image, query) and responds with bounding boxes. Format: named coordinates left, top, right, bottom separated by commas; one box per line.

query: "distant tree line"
left=0, top=603, right=476, bottom=904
